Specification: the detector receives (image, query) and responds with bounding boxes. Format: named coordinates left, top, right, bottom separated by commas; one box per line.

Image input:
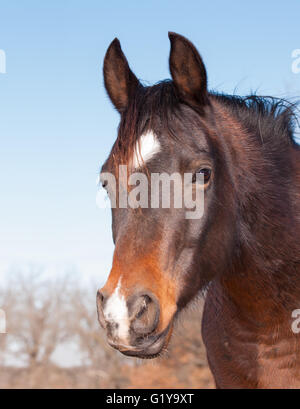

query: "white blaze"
left=104, top=279, right=129, bottom=342
left=133, top=130, right=161, bottom=168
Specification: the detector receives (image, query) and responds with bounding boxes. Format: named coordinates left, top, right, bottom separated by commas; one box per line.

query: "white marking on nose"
left=104, top=278, right=129, bottom=342
left=133, top=130, right=161, bottom=168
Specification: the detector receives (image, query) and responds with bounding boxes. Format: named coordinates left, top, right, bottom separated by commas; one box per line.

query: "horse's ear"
left=103, top=38, right=140, bottom=113
left=168, top=32, right=208, bottom=106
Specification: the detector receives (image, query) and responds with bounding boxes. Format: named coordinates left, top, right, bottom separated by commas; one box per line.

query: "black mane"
left=113, top=80, right=299, bottom=169
left=212, top=93, right=299, bottom=147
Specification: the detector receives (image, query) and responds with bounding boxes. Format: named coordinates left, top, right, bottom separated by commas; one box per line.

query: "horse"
left=96, top=32, right=300, bottom=389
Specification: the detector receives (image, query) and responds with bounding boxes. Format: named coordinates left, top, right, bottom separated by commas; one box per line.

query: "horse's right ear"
left=168, top=32, right=208, bottom=106
left=103, top=38, right=140, bottom=113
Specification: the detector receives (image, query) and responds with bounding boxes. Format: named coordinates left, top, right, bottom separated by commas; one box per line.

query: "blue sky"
left=0, top=0, right=299, bottom=284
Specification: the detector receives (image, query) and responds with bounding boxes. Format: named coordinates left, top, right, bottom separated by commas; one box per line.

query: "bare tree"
left=0, top=276, right=16, bottom=365
left=7, top=267, right=72, bottom=367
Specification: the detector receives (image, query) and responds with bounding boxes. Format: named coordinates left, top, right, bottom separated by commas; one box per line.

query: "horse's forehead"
left=132, top=130, right=161, bottom=169
left=102, top=106, right=211, bottom=174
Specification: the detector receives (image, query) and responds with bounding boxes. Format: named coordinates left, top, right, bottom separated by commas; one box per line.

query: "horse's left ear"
left=103, top=38, right=140, bottom=113
left=168, top=32, right=208, bottom=106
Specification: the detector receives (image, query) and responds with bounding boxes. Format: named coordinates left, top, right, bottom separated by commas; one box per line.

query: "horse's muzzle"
left=97, top=288, right=169, bottom=358
left=108, top=322, right=172, bottom=359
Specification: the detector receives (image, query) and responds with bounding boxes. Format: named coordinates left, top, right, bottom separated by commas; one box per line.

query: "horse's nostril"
left=96, top=290, right=108, bottom=329
left=97, top=290, right=107, bottom=306
left=135, top=294, right=151, bottom=318
left=129, top=292, right=160, bottom=336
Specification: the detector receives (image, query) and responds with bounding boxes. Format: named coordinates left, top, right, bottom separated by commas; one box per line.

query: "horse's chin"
left=117, top=322, right=174, bottom=360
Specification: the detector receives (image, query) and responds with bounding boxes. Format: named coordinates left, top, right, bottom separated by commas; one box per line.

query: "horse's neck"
left=224, top=142, right=300, bottom=323
left=204, top=100, right=300, bottom=387
left=218, top=253, right=300, bottom=328
left=204, top=273, right=300, bottom=388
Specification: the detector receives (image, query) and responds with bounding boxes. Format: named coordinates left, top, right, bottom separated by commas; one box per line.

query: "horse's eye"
left=192, top=168, right=212, bottom=184
left=102, top=180, right=108, bottom=189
